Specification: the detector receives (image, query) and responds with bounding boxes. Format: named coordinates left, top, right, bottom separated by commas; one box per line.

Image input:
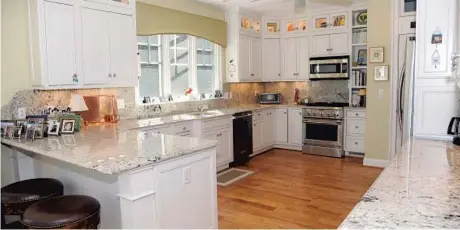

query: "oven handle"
left=303, top=119, right=342, bottom=125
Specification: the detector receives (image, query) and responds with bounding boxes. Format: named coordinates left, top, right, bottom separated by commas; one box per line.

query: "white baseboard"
left=363, top=157, right=390, bottom=168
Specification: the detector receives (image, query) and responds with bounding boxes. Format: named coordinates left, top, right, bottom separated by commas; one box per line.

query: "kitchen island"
left=1, top=125, right=218, bottom=229
left=340, top=139, right=460, bottom=228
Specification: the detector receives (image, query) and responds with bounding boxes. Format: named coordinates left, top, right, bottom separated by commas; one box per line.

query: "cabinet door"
left=109, top=12, right=137, bottom=86
left=284, top=38, right=298, bottom=80
left=313, top=15, right=329, bottom=30
left=263, top=39, right=281, bottom=81
left=296, top=37, right=310, bottom=79
left=217, top=128, right=232, bottom=166
left=252, top=120, right=263, bottom=151
left=283, top=19, right=296, bottom=34
left=296, top=17, right=308, bottom=33
left=264, top=19, right=280, bottom=34
left=239, top=35, right=251, bottom=80
left=330, top=33, right=349, bottom=55
left=43, top=1, right=79, bottom=86
left=250, top=38, right=262, bottom=80
left=288, top=109, right=303, bottom=145
left=262, top=110, right=274, bottom=147
left=274, top=109, right=288, bottom=144
left=81, top=7, right=111, bottom=85
left=311, top=35, right=331, bottom=56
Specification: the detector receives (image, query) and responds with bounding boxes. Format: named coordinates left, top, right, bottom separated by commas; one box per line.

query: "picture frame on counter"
left=59, top=115, right=81, bottom=132
left=374, top=65, right=389, bottom=81
left=1, top=120, right=16, bottom=137
left=47, top=120, right=60, bottom=136
left=369, top=47, right=384, bottom=63
left=61, top=119, right=76, bottom=134
left=25, top=125, right=36, bottom=141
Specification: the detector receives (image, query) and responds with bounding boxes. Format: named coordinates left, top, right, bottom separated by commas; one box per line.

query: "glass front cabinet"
left=264, top=20, right=280, bottom=35
left=283, top=17, right=308, bottom=34
left=313, top=12, right=348, bottom=30
left=241, top=16, right=261, bottom=33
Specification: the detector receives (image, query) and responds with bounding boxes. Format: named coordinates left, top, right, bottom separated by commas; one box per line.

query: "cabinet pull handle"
left=355, top=126, right=359, bottom=129
left=299, top=112, right=301, bottom=115
left=183, top=127, right=186, bottom=130
left=355, top=113, right=359, bottom=116
left=355, top=142, right=358, bottom=145
left=278, top=73, right=281, bottom=76
left=113, top=73, right=117, bottom=78
left=109, top=73, right=113, bottom=78
left=284, top=112, right=287, bottom=114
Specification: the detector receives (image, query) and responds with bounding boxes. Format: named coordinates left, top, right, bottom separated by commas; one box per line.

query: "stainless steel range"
left=302, top=103, right=347, bottom=158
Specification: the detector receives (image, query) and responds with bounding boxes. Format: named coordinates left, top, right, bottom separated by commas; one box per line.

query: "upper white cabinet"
left=416, top=0, right=457, bottom=78
left=263, top=19, right=281, bottom=36
left=28, top=0, right=137, bottom=89
left=226, top=7, right=262, bottom=82
left=282, top=17, right=308, bottom=35
left=42, top=1, right=79, bottom=86
left=263, top=38, right=281, bottom=81
left=311, top=33, right=349, bottom=57
left=283, top=37, right=309, bottom=80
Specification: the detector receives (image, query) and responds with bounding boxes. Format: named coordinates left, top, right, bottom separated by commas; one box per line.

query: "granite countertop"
left=1, top=125, right=217, bottom=175
left=340, top=139, right=460, bottom=229
left=119, top=104, right=304, bottom=131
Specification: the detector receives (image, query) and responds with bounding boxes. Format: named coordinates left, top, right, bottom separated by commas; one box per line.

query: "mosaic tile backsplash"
left=1, top=80, right=349, bottom=120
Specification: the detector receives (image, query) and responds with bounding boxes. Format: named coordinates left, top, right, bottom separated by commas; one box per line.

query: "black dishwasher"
left=231, top=111, right=253, bottom=167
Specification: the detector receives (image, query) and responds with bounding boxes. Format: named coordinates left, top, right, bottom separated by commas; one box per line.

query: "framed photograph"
left=369, top=47, right=384, bottom=63
left=5, top=126, right=15, bottom=139
left=47, top=120, right=60, bottom=136
left=62, top=135, right=76, bottom=146
left=16, top=120, right=28, bottom=136
left=374, top=66, right=389, bottom=81
left=61, top=119, right=76, bottom=134
left=13, top=126, right=23, bottom=139
left=1, top=120, right=16, bottom=137
left=357, top=49, right=367, bottom=65
left=59, top=115, right=81, bottom=132
left=25, top=125, right=36, bottom=141
left=32, top=124, right=45, bottom=139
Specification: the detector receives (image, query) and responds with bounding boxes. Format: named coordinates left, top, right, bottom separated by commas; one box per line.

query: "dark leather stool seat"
left=1, top=178, right=64, bottom=228
left=22, top=195, right=101, bottom=229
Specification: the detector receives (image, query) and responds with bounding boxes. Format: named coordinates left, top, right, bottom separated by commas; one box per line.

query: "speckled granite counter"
left=340, top=139, right=460, bottom=229
left=1, top=125, right=217, bottom=175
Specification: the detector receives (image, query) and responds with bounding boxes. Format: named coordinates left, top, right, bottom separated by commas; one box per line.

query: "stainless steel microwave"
left=309, top=56, right=349, bottom=80
left=259, top=93, right=281, bottom=104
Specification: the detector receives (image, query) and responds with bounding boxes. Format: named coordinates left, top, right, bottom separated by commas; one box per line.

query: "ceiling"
left=196, top=0, right=364, bottom=15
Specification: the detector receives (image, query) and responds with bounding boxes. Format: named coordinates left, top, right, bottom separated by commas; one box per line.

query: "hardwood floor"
left=217, top=149, right=383, bottom=229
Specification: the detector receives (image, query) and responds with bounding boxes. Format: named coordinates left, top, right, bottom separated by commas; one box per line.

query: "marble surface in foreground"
left=340, top=139, right=460, bottom=229
left=1, top=125, right=217, bottom=175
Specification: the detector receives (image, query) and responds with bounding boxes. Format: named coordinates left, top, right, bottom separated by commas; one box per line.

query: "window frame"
left=136, top=34, right=222, bottom=104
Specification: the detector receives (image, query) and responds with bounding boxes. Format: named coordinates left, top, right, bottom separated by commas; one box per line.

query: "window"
left=137, top=34, right=221, bottom=103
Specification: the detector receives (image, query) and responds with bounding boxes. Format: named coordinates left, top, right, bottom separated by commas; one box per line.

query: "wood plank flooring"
left=218, top=149, right=383, bottom=229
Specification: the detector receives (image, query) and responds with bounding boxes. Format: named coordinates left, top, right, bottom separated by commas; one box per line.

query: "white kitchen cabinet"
left=252, top=119, right=263, bottom=151
left=263, top=38, right=281, bottom=81
left=42, top=1, right=79, bottom=86
left=262, top=110, right=275, bottom=147
left=416, top=0, right=457, bottom=78
left=250, top=38, right=262, bottom=80
left=282, top=17, right=308, bottom=35
left=288, top=108, right=303, bottom=146
left=311, top=33, right=349, bottom=57
left=27, top=0, right=136, bottom=89
left=82, top=8, right=136, bottom=86
left=283, top=36, right=309, bottom=80
left=313, top=11, right=348, bottom=31
left=203, top=128, right=232, bottom=167
left=274, top=109, right=288, bottom=144
left=83, top=0, right=135, bottom=9
left=263, top=19, right=281, bottom=36
left=238, top=35, right=261, bottom=81
left=344, top=108, right=366, bottom=155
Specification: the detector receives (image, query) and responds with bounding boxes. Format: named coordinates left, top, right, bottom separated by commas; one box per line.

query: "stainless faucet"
left=198, top=104, right=209, bottom=112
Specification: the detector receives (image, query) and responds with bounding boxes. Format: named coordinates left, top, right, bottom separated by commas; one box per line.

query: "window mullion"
left=214, top=44, right=221, bottom=92
left=162, top=35, right=172, bottom=97
left=190, top=36, right=198, bottom=94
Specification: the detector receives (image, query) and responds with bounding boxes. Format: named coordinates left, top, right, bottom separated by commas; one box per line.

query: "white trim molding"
left=363, top=157, right=390, bottom=168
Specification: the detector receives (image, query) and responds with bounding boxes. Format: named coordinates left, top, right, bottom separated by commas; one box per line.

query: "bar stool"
left=22, top=195, right=101, bottom=229
left=1, top=178, right=64, bottom=229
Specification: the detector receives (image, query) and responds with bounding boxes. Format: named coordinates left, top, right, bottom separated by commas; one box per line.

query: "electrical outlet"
left=183, top=167, right=191, bottom=185
left=17, top=108, right=26, bottom=119
left=116, top=99, right=125, bottom=109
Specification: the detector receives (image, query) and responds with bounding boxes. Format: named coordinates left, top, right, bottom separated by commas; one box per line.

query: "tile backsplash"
left=1, top=80, right=349, bottom=120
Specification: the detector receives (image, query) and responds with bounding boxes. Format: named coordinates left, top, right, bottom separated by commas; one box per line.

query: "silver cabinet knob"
left=355, top=142, right=358, bottom=145
left=109, top=73, right=113, bottom=78
left=113, top=73, right=117, bottom=78
left=284, top=112, right=287, bottom=114
left=278, top=73, right=281, bottom=76
left=355, top=126, right=359, bottom=129
left=355, top=113, right=359, bottom=116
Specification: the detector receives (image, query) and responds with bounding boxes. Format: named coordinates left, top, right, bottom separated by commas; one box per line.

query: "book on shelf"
left=352, top=70, right=367, bottom=87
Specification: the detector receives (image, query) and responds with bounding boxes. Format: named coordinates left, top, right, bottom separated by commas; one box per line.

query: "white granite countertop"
left=340, top=139, right=460, bottom=229
left=119, top=104, right=304, bottom=131
left=1, top=125, right=217, bottom=175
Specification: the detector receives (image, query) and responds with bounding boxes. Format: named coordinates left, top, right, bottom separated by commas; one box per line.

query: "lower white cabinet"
left=203, top=128, right=232, bottom=167
left=288, top=108, right=303, bottom=145
left=275, top=109, right=288, bottom=144
left=252, top=119, right=263, bottom=151
left=344, top=108, right=366, bottom=154
left=262, top=110, right=275, bottom=147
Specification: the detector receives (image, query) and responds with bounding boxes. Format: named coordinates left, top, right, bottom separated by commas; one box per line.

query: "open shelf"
left=352, top=25, right=367, bottom=29
left=352, top=86, right=367, bottom=89
left=352, top=43, right=367, bottom=46
left=352, top=66, right=367, bottom=69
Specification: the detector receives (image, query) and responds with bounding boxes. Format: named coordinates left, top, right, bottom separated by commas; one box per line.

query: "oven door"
left=303, top=118, right=343, bottom=147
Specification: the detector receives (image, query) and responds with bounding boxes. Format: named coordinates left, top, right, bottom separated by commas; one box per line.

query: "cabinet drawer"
left=202, top=117, right=232, bottom=131
left=346, top=120, right=365, bottom=135
left=252, top=111, right=263, bottom=121
left=345, top=136, right=365, bottom=152
left=172, top=122, right=193, bottom=134
left=346, top=110, right=366, bottom=118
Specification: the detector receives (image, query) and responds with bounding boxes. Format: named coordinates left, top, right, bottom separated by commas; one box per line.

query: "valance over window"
left=136, top=3, right=227, bottom=48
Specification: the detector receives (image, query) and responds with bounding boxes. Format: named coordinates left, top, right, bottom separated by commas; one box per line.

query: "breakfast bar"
left=1, top=125, right=218, bottom=229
